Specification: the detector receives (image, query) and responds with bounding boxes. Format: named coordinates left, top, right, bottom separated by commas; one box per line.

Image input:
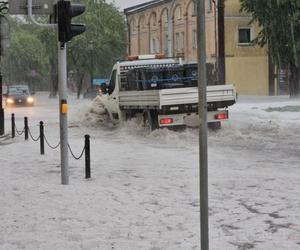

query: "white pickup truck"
left=100, top=55, right=236, bottom=130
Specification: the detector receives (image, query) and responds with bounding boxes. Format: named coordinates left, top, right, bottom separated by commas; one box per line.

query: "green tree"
left=36, top=28, right=58, bottom=98
left=240, top=0, right=300, bottom=97
left=68, top=0, right=127, bottom=98
left=3, top=1, right=126, bottom=97
left=2, top=27, right=49, bottom=90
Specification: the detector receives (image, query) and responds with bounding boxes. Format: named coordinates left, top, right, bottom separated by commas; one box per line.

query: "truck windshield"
left=126, top=65, right=198, bottom=90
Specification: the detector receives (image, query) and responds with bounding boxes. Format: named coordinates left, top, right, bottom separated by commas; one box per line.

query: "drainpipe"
left=126, top=16, right=131, bottom=55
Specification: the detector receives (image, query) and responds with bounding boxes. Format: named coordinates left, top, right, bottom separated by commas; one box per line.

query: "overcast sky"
left=107, top=0, right=150, bottom=10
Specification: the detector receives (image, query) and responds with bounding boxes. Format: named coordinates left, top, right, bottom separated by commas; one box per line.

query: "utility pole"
left=197, top=0, right=209, bottom=249
left=217, top=0, right=225, bottom=85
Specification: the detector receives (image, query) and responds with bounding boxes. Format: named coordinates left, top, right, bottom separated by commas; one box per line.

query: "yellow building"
left=124, top=0, right=283, bottom=96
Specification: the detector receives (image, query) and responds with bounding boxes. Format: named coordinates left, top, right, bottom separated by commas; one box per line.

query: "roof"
left=124, top=0, right=172, bottom=15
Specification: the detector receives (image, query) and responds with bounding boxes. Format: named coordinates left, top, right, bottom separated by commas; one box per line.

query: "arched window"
left=174, top=5, right=182, bottom=20
left=149, top=12, right=157, bottom=27
left=191, top=0, right=196, bottom=16
left=130, top=19, right=136, bottom=33
left=139, top=16, right=146, bottom=30
left=161, top=8, right=168, bottom=23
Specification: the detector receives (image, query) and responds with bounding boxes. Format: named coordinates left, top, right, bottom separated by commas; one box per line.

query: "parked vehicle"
left=5, top=85, right=35, bottom=107
left=100, top=55, right=237, bottom=130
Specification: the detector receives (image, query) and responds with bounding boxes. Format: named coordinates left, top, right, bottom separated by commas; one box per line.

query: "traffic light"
left=57, top=0, right=86, bottom=43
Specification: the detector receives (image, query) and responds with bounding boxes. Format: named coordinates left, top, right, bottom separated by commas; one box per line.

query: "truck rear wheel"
left=143, top=110, right=159, bottom=131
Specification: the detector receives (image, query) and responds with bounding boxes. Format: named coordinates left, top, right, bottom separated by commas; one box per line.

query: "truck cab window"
left=108, top=70, right=117, bottom=94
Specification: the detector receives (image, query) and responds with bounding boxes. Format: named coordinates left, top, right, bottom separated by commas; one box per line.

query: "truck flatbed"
left=119, top=85, right=236, bottom=110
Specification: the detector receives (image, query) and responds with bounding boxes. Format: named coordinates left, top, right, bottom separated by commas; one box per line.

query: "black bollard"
left=11, top=113, right=15, bottom=138
left=85, top=134, right=91, bottom=179
left=24, top=117, right=29, bottom=140
left=40, top=121, right=45, bottom=155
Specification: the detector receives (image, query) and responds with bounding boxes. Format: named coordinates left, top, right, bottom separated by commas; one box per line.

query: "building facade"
left=124, top=0, right=283, bottom=96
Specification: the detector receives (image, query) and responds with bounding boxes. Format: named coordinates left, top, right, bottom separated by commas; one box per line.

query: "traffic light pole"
left=58, top=42, right=69, bottom=185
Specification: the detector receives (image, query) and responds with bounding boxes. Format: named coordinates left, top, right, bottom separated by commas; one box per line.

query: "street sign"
left=9, top=0, right=55, bottom=15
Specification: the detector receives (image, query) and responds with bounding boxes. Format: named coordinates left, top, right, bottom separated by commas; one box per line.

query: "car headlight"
left=6, top=98, right=14, bottom=104
left=27, top=97, right=34, bottom=103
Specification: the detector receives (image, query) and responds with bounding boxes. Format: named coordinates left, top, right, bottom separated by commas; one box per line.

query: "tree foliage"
left=68, top=0, right=127, bottom=97
left=2, top=24, right=49, bottom=90
left=240, top=0, right=300, bottom=97
left=2, top=0, right=127, bottom=96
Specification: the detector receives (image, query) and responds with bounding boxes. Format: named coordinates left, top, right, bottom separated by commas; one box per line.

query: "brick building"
left=124, top=0, right=287, bottom=96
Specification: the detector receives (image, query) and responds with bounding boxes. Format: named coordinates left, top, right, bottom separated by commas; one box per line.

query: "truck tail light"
left=215, top=112, right=228, bottom=120
left=160, top=118, right=173, bottom=125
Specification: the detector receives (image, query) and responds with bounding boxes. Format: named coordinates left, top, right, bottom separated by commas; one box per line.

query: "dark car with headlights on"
left=5, top=85, right=35, bottom=107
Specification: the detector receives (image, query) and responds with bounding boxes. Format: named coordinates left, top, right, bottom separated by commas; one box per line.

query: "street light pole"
left=197, top=0, right=209, bottom=249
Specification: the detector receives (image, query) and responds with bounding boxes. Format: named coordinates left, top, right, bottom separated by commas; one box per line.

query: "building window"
left=164, top=34, right=168, bottom=53
left=151, top=37, right=160, bottom=53
left=192, top=29, right=197, bottom=49
left=151, top=38, right=156, bottom=53
left=238, top=27, right=252, bottom=45
left=175, top=6, right=182, bottom=20
left=175, top=32, right=185, bottom=52
left=163, top=9, right=168, bottom=23
left=207, top=0, right=212, bottom=13
left=175, top=33, right=180, bottom=51
left=156, top=37, right=160, bottom=53
left=130, top=20, right=136, bottom=33
left=181, top=32, right=185, bottom=52
left=191, top=1, right=196, bottom=16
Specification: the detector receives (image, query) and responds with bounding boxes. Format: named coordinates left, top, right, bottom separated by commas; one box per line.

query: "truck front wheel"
left=143, top=110, right=159, bottom=131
